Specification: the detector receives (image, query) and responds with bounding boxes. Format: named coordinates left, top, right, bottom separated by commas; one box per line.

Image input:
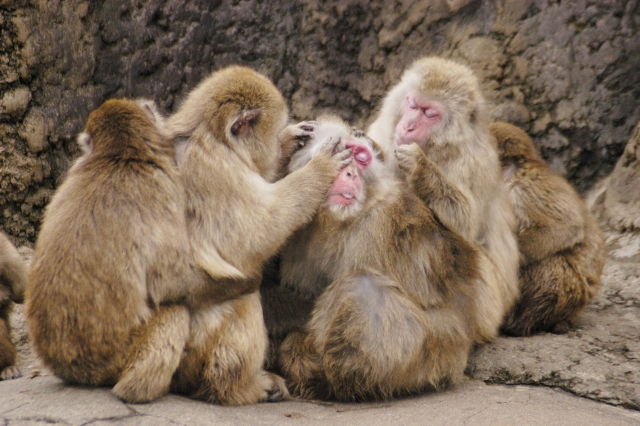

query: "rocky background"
left=2, top=0, right=640, bottom=413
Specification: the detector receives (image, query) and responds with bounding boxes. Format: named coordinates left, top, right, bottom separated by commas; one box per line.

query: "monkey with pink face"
left=272, top=115, right=484, bottom=401
left=367, top=57, right=520, bottom=343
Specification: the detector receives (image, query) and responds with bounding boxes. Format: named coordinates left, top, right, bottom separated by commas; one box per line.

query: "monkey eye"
left=346, top=142, right=372, bottom=167
left=406, top=96, right=418, bottom=110
left=424, top=107, right=440, bottom=119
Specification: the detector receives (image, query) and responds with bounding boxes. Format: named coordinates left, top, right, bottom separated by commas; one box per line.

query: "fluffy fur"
left=167, top=66, right=351, bottom=404
left=0, top=232, right=27, bottom=380
left=26, top=98, right=250, bottom=403
left=491, top=121, right=606, bottom=335
left=367, top=56, right=520, bottom=343
left=275, top=116, right=479, bottom=401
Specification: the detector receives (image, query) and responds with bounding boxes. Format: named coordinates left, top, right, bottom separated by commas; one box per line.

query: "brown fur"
left=367, top=57, right=520, bottom=343
left=274, top=116, right=478, bottom=401
left=25, top=98, right=254, bottom=403
left=0, top=232, right=27, bottom=380
left=166, top=66, right=351, bottom=405
left=491, top=121, right=606, bottom=336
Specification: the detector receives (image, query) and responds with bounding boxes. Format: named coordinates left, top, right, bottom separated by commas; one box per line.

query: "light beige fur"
left=367, top=57, right=520, bottom=343
left=274, top=116, right=479, bottom=401
left=0, top=232, right=27, bottom=380
left=26, top=98, right=252, bottom=403
left=166, top=66, right=351, bottom=405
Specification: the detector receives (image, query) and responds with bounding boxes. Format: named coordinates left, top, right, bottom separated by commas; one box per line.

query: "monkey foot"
left=0, top=365, right=22, bottom=380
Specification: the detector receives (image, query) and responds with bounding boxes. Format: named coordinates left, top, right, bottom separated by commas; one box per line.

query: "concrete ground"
left=1, top=373, right=639, bottom=425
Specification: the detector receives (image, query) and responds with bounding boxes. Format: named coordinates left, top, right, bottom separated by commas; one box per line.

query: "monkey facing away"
left=273, top=116, right=480, bottom=401
left=26, top=98, right=257, bottom=403
left=166, top=66, right=351, bottom=405
left=0, top=232, right=27, bottom=380
left=490, top=122, right=606, bottom=336
left=367, top=56, right=520, bottom=343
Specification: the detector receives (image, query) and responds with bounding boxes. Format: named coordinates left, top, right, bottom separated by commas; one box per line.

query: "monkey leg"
left=0, top=304, right=20, bottom=380
left=278, top=330, right=329, bottom=400
left=502, top=255, right=588, bottom=337
left=305, top=275, right=473, bottom=401
left=473, top=251, right=512, bottom=344
left=174, top=292, right=288, bottom=405
left=113, top=304, right=190, bottom=403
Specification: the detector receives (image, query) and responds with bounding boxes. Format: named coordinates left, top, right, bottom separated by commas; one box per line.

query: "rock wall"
left=1, top=0, right=639, bottom=242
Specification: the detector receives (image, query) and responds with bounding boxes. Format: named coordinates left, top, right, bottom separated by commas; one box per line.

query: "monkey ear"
left=77, top=132, right=92, bottom=154
left=231, top=109, right=260, bottom=137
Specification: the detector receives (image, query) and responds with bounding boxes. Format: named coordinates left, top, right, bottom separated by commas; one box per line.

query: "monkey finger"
left=319, top=136, right=340, bottom=155
left=333, top=148, right=353, bottom=167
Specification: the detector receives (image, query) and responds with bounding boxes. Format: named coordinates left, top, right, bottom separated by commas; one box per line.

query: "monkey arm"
left=0, top=235, right=27, bottom=304
left=186, top=269, right=262, bottom=309
left=244, top=143, right=350, bottom=265
left=397, top=144, right=478, bottom=241
left=517, top=223, right=585, bottom=264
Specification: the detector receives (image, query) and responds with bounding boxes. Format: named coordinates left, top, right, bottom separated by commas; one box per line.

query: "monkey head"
left=387, top=57, right=486, bottom=152
left=77, top=98, right=172, bottom=161
left=490, top=122, right=541, bottom=166
left=289, top=115, right=388, bottom=221
left=168, top=66, right=288, bottom=181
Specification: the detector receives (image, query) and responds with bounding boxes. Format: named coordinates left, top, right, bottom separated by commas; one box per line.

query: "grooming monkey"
left=272, top=116, right=479, bottom=401
left=367, top=56, right=520, bottom=343
left=0, top=232, right=27, bottom=380
left=166, top=66, right=352, bottom=405
left=491, top=122, right=605, bottom=335
left=26, top=98, right=256, bottom=403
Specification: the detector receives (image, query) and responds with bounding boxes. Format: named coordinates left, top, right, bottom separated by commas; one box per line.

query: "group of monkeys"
left=0, top=56, right=605, bottom=404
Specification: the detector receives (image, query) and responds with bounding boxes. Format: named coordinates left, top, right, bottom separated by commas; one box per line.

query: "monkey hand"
left=279, top=121, right=318, bottom=155
left=395, top=143, right=427, bottom=177
left=316, top=136, right=353, bottom=172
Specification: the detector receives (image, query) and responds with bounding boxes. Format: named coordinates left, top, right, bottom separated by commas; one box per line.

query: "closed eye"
left=424, top=107, right=439, bottom=119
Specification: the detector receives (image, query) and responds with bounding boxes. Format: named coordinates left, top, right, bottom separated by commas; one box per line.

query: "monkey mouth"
left=329, top=192, right=356, bottom=206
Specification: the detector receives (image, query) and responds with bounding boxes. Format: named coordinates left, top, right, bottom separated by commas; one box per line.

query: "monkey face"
left=394, top=92, right=443, bottom=149
left=328, top=141, right=371, bottom=207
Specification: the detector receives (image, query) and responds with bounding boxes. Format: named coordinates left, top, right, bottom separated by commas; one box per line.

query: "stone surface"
left=1, top=0, right=640, bottom=243
left=2, top=373, right=640, bottom=425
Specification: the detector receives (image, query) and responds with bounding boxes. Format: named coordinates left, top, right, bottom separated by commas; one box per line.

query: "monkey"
left=25, top=98, right=259, bottom=403
left=490, top=121, right=606, bottom=336
left=271, top=115, right=481, bottom=401
left=165, top=66, right=352, bottom=405
left=0, top=231, right=27, bottom=380
left=367, top=56, right=520, bottom=343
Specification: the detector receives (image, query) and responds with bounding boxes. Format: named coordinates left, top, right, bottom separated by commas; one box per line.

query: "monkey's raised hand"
left=314, top=136, right=353, bottom=173
left=395, top=142, right=429, bottom=178
left=280, top=121, right=318, bottom=152
left=277, top=121, right=320, bottom=179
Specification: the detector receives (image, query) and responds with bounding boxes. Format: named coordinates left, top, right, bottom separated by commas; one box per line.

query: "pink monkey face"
left=328, top=141, right=371, bottom=207
left=394, top=92, right=442, bottom=148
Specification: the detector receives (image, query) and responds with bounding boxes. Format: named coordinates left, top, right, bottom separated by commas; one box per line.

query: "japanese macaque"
left=491, top=122, right=605, bottom=335
left=166, top=66, right=352, bottom=405
left=274, top=116, right=480, bottom=401
left=25, top=98, right=256, bottom=403
left=0, top=232, right=27, bottom=380
left=367, top=56, right=520, bottom=343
